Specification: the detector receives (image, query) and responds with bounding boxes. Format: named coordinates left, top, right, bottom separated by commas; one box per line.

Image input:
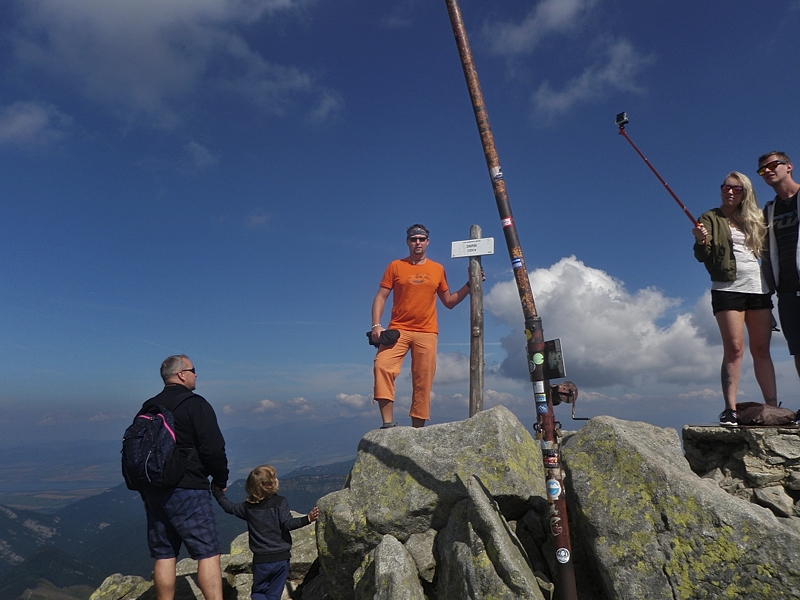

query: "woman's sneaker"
left=719, top=409, right=738, bottom=427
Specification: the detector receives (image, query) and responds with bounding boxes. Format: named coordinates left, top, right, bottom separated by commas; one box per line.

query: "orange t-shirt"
left=380, top=258, right=449, bottom=333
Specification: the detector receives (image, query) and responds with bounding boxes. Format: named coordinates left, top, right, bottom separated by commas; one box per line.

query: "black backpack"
left=121, top=392, right=194, bottom=490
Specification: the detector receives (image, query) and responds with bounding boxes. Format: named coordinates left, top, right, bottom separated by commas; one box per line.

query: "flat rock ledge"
left=683, top=425, right=800, bottom=524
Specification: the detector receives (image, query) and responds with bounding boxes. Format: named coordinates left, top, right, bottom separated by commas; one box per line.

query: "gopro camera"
left=615, top=112, right=629, bottom=127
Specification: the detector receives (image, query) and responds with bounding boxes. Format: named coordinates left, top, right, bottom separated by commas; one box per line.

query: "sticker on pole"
left=451, top=237, right=494, bottom=258
left=556, top=548, right=571, bottom=564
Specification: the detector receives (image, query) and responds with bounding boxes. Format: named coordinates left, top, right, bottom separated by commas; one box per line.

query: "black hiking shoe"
left=719, top=409, right=738, bottom=427
left=380, top=422, right=397, bottom=429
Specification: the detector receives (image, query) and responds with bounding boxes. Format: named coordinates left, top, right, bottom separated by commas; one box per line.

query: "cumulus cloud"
left=0, top=101, right=72, bottom=146
left=287, top=396, right=311, bottom=414
left=484, top=256, right=717, bottom=389
left=9, top=0, right=338, bottom=127
left=253, top=398, right=278, bottom=413
left=533, top=39, right=654, bottom=121
left=484, top=0, right=599, bottom=55
left=434, top=352, right=470, bottom=385
left=335, top=393, right=370, bottom=409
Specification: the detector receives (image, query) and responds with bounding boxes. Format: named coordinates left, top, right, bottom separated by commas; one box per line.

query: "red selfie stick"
left=617, top=112, right=699, bottom=227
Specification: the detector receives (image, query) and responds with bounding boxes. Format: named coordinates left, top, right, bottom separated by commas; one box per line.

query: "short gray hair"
left=160, top=355, right=190, bottom=382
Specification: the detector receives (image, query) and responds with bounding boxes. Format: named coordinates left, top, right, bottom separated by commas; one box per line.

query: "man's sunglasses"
left=408, top=236, right=428, bottom=242
left=180, top=368, right=196, bottom=374
left=757, top=160, right=788, bottom=176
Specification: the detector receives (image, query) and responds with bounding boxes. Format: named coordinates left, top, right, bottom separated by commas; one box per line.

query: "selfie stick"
left=616, top=112, right=699, bottom=227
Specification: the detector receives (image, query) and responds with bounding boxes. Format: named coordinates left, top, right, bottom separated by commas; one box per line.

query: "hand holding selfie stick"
left=616, top=112, right=699, bottom=227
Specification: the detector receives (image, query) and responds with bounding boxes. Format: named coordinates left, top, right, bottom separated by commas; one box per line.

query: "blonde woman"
left=693, top=172, right=777, bottom=426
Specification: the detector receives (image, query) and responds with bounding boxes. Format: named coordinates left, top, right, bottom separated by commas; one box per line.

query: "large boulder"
left=435, top=476, right=546, bottom=600
left=316, top=405, right=547, bottom=600
left=562, top=416, right=800, bottom=599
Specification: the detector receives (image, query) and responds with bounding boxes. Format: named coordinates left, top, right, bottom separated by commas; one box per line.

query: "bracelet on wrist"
left=372, top=324, right=381, bottom=329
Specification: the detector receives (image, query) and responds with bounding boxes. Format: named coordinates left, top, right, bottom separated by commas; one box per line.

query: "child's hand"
left=308, top=507, right=319, bottom=522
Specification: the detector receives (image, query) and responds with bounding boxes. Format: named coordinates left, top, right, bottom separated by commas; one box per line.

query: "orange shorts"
left=373, top=330, right=437, bottom=421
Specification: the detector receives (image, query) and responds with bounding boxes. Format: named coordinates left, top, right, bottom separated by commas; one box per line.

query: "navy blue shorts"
left=143, top=487, right=220, bottom=560
left=710, top=290, right=773, bottom=314
left=778, top=292, right=800, bottom=355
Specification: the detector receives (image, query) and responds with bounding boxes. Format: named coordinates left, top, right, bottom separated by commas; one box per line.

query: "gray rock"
left=355, top=534, right=425, bottom=600
left=90, top=574, right=153, bottom=600
left=435, top=481, right=545, bottom=600
left=316, top=405, right=545, bottom=600
left=290, top=517, right=319, bottom=580
left=300, top=573, right=330, bottom=600
left=403, top=529, right=436, bottom=583
left=753, top=485, right=795, bottom=517
left=564, top=416, right=800, bottom=599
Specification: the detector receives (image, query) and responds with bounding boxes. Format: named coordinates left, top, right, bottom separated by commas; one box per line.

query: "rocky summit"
left=91, top=406, right=800, bottom=600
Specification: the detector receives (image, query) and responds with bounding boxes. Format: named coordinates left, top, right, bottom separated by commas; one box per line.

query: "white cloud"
left=335, top=393, right=370, bottom=409
left=434, top=352, right=470, bottom=385
left=484, top=0, right=599, bottom=55
left=533, top=39, right=654, bottom=121
left=9, top=0, right=338, bottom=127
left=0, top=101, right=72, bottom=146
left=253, top=398, right=278, bottom=413
left=287, top=396, right=311, bottom=414
left=484, top=256, right=717, bottom=389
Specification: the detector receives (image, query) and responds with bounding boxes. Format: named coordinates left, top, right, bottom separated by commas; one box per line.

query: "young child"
left=213, top=464, right=319, bottom=600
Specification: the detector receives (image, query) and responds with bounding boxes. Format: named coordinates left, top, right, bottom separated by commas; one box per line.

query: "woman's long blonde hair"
left=725, top=171, right=766, bottom=257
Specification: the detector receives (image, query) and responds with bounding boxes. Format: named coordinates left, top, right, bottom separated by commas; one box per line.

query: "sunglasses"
left=757, top=160, right=788, bottom=176
left=180, top=367, right=196, bottom=374
left=720, top=184, right=743, bottom=193
left=408, top=236, right=428, bottom=242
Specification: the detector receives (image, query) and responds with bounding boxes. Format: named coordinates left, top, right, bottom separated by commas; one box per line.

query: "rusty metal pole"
left=444, top=2, right=578, bottom=598
left=468, top=224, right=484, bottom=417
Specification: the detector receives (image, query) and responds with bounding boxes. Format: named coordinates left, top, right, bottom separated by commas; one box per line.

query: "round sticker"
left=546, top=479, right=561, bottom=499
left=556, top=548, right=571, bottom=564
left=532, top=353, right=544, bottom=365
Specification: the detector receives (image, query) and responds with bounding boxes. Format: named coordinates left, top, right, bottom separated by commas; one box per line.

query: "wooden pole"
left=469, top=224, right=484, bottom=417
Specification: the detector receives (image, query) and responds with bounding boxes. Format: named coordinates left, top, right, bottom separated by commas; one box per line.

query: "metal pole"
left=444, top=2, right=578, bottom=598
left=469, top=224, right=483, bottom=417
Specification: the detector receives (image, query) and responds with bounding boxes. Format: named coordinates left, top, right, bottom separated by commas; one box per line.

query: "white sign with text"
left=451, top=237, right=494, bottom=258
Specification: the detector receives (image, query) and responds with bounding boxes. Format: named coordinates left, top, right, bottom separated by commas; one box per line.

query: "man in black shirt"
left=141, top=355, right=229, bottom=600
left=759, top=152, right=800, bottom=376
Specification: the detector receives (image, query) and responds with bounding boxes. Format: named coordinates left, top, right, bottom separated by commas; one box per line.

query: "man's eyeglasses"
left=720, top=184, right=744, bottom=193
left=180, top=368, right=196, bottom=374
left=408, top=236, right=428, bottom=243
left=757, top=160, right=788, bottom=176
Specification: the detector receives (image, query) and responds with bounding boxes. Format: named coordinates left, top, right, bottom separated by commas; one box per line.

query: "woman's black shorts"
left=710, top=290, right=773, bottom=314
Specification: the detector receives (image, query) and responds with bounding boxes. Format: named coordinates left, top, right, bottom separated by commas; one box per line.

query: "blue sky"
left=2, top=0, right=800, bottom=447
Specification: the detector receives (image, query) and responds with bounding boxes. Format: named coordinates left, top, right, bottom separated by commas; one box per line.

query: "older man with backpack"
left=123, top=355, right=228, bottom=600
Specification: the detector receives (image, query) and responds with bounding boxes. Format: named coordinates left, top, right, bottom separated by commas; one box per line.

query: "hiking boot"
left=719, top=408, right=738, bottom=427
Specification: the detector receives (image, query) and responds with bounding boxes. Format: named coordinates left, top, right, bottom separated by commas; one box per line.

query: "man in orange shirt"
left=370, top=224, right=471, bottom=428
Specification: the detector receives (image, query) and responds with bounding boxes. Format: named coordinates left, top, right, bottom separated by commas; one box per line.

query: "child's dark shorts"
left=143, top=487, right=220, bottom=560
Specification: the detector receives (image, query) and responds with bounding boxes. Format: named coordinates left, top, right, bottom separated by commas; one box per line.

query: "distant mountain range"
left=0, top=460, right=353, bottom=600
left=0, top=417, right=367, bottom=511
